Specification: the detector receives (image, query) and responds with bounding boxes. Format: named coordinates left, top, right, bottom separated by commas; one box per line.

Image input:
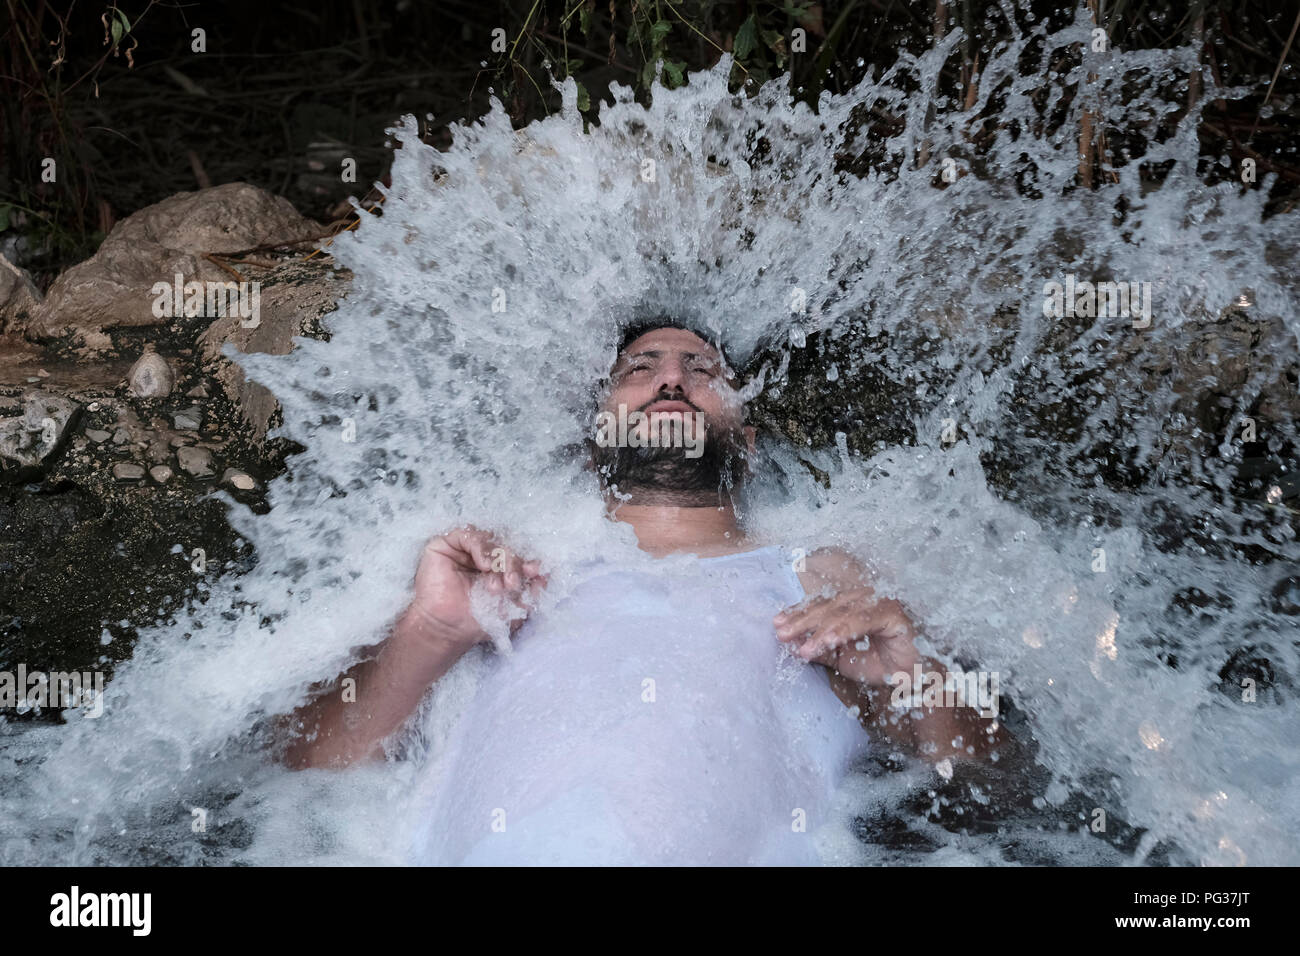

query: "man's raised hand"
left=403, top=526, right=546, bottom=652
left=776, top=547, right=923, bottom=687
left=774, top=586, right=921, bottom=686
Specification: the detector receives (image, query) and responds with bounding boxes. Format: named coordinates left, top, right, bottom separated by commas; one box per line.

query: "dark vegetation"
left=3, top=0, right=1298, bottom=283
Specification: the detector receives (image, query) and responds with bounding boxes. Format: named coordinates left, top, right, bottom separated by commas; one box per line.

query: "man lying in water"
left=281, top=318, right=1007, bottom=864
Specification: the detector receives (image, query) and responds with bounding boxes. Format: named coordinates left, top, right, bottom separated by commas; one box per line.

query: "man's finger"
left=796, top=601, right=871, bottom=660
left=444, top=528, right=498, bottom=573
left=424, top=535, right=479, bottom=571
left=774, top=599, right=829, bottom=639
left=504, top=552, right=529, bottom=591
left=796, top=624, right=847, bottom=661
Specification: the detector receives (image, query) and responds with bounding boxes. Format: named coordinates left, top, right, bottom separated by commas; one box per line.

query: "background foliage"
left=2, top=0, right=1297, bottom=281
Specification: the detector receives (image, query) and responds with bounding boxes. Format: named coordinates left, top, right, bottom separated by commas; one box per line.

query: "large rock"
left=24, top=183, right=323, bottom=342
left=198, top=257, right=348, bottom=440
left=0, top=252, right=41, bottom=336
left=0, top=391, right=81, bottom=481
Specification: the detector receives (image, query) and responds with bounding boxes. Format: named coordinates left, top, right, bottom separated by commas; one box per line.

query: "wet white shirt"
left=409, top=545, right=869, bottom=865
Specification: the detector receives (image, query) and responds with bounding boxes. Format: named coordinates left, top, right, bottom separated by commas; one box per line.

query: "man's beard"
left=590, top=414, right=749, bottom=506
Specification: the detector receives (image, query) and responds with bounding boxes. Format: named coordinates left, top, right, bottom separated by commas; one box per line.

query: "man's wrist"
left=833, top=640, right=923, bottom=689
left=392, top=604, right=480, bottom=659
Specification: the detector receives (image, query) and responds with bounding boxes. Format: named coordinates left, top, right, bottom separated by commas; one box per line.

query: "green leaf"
left=110, top=7, right=130, bottom=46
left=575, top=80, right=591, bottom=112
left=733, top=15, right=758, bottom=60
left=641, top=59, right=657, bottom=90
left=650, top=20, right=672, bottom=44
left=663, top=60, right=684, bottom=88
left=579, top=7, right=592, bottom=38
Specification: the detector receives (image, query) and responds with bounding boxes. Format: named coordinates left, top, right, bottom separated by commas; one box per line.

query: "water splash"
left=4, top=14, right=1298, bottom=866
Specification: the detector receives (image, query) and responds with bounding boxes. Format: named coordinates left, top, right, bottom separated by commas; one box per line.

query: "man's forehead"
left=617, top=328, right=721, bottom=360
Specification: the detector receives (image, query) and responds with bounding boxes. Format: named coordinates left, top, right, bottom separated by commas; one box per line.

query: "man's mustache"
left=637, top=392, right=702, bottom=414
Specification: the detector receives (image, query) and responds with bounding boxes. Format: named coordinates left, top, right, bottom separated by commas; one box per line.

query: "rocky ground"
left=0, top=183, right=349, bottom=704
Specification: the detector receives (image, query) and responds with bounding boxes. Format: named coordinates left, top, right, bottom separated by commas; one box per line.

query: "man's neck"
left=607, top=495, right=748, bottom=558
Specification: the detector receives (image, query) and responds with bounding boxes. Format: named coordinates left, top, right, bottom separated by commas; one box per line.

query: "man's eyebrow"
left=614, top=347, right=725, bottom=368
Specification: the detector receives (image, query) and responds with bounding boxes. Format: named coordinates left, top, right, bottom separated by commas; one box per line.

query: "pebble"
left=149, top=464, right=173, bottom=484
left=146, top=441, right=171, bottom=463
left=85, top=429, right=111, bottom=443
left=112, top=427, right=130, bottom=444
left=186, top=385, right=209, bottom=399
left=128, top=350, right=176, bottom=399
left=173, top=407, right=203, bottom=430
left=169, top=433, right=195, bottom=447
left=112, top=462, right=146, bottom=482
left=221, top=468, right=257, bottom=491
left=176, top=445, right=214, bottom=478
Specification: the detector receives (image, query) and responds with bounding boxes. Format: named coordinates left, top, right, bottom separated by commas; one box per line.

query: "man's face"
left=592, top=327, right=755, bottom=502
left=602, top=327, right=745, bottom=436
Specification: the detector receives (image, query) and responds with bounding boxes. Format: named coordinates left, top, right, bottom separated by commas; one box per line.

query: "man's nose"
left=653, top=357, right=688, bottom=392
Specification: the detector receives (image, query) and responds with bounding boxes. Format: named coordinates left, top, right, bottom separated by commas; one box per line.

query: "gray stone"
left=0, top=391, right=81, bottom=478
left=0, top=251, right=41, bottom=334
left=112, top=462, right=146, bottom=482
left=127, top=349, right=176, bottom=399
left=172, top=406, right=202, bottom=430
left=85, top=429, right=111, bottom=443
left=186, top=385, right=209, bottom=399
left=146, top=441, right=172, bottom=463
left=169, top=434, right=195, bottom=447
left=149, top=464, right=173, bottom=484
left=176, top=445, right=214, bottom=477
left=112, top=427, right=130, bottom=444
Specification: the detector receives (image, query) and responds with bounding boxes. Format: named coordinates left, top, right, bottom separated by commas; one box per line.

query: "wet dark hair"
left=615, top=315, right=737, bottom=376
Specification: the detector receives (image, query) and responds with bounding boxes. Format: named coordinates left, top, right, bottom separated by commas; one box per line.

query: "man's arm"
left=784, top=548, right=1008, bottom=763
left=280, top=528, right=544, bottom=770
left=280, top=608, right=471, bottom=769
left=824, top=665, right=1007, bottom=763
